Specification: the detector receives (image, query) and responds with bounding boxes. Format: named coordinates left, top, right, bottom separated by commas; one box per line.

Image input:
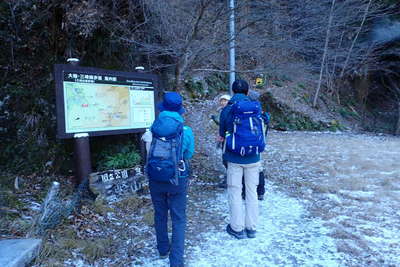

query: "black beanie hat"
left=232, top=79, right=249, bottom=94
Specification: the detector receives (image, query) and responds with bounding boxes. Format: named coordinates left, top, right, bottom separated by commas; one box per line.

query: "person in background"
left=141, top=128, right=152, bottom=155
left=210, top=94, right=231, bottom=188
left=210, top=94, right=231, bottom=126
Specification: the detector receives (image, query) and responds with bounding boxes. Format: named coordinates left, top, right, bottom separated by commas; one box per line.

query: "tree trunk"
left=313, top=0, right=336, bottom=108
left=387, top=77, right=400, bottom=135
left=396, top=101, right=400, bottom=136
left=360, top=75, right=369, bottom=127
left=340, top=0, right=372, bottom=78
left=175, top=63, right=183, bottom=92
left=175, top=55, right=190, bottom=93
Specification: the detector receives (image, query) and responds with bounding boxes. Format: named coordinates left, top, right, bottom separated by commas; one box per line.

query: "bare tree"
left=339, top=0, right=373, bottom=78
left=313, top=0, right=336, bottom=108
left=100, top=0, right=396, bottom=101
left=387, top=77, right=400, bottom=135
left=111, top=0, right=229, bottom=90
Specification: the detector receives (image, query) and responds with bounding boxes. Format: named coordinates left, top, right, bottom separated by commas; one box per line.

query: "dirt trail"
left=139, top=130, right=400, bottom=267
left=180, top=98, right=400, bottom=266
left=31, top=99, right=399, bottom=266
left=264, top=131, right=400, bottom=266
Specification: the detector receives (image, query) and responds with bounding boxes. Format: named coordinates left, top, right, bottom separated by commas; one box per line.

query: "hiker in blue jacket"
left=147, top=92, right=194, bottom=267
left=219, top=79, right=264, bottom=239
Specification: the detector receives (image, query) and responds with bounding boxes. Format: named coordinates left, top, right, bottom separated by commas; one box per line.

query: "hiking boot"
left=159, top=250, right=169, bottom=259
left=245, top=228, right=256, bottom=238
left=218, top=181, right=227, bottom=189
left=258, top=195, right=264, bottom=201
left=218, top=175, right=227, bottom=189
left=226, top=224, right=245, bottom=239
left=159, top=253, right=169, bottom=259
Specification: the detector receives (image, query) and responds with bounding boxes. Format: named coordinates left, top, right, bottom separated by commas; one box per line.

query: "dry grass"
left=35, top=239, right=70, bottom=265
left=32, top=193, right=155, bottom=265
left=81, top=238, right=114, bottom=263
left=115, top=195, right=146, bottom=211
left=142, top=210, right=154, bottom=226
left=34, top=225, right=115, bottom=265
left=93, top=197, right=114, bottom=215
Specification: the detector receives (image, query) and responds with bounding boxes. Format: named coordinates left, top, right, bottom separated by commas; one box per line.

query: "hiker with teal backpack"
left=219, top=79, right=267, bottom=239
left=146, top=92, right=194, bottom=267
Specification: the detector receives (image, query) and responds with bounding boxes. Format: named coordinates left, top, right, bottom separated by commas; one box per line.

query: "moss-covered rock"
left=260, top=90, right=345, bottom=131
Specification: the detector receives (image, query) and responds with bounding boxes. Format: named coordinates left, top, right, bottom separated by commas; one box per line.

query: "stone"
left=29, top=182, right=66, bottom=236
left=0, top=238, right=42, bottom=267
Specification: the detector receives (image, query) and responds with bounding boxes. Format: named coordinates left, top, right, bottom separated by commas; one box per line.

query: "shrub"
left=94, top=141, right=141, bottom=171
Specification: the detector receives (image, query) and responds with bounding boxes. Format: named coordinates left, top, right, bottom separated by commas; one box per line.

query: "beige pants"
left=227, top=161, right=260, bottom=232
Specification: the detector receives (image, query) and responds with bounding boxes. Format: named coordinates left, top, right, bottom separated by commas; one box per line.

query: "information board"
left=54, top=64, right=160, bottom=138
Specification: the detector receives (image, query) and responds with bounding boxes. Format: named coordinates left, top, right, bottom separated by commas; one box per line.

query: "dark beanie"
left=232, top=79, right=249, bottom=94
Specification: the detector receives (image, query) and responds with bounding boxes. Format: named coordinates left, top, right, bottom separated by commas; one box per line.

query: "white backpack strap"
left=232, top=133, right=235, bottom=150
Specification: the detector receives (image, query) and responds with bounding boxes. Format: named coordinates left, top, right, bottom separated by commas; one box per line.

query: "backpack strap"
left=170, top=136, right=179, bottom=185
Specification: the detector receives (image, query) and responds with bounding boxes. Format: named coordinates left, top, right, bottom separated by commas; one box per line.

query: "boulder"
left=0, top=238, right=42, bottom=267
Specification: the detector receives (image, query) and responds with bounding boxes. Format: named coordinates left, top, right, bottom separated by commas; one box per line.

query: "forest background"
left=1, top=0, right=400, bottom=175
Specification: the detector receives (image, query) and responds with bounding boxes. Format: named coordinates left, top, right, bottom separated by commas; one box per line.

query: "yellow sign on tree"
left=256, top=77, right=264, bottom=86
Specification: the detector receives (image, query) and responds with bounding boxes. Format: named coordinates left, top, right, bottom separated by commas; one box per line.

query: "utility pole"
left=229, top=0, right=235, bottom=95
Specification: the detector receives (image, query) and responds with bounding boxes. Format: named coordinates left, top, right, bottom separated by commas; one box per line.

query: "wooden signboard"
left=54, top=64, right=160, bottom=139
left=89, top=168, right=146, bottom=199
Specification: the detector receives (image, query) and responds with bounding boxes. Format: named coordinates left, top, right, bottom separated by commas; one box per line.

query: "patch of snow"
left=64, top=258, right=86, bottom=267
left=338, top=190, right=375, bottom=199
left=264, top=131, right=400, bottom=266
left=136, top=182, right=344, bottom=267
left=325, top=193, right=342, bottom=204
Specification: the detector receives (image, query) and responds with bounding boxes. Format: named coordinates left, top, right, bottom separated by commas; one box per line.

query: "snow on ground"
left=137, top=130, right=400, bottom=267
left=187, top=189, right=342, bottom=267
left=264, top=131, right=400, bottom=266
left=136, top=182, right=343, bottom=267
left=42, top=129, right=399, bottom=266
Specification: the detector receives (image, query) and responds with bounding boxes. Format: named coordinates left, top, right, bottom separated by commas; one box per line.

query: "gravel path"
left=139, top=181, right=342, bottom=267
left=139, top=130, right=400, bottom=267
left=52, top=130, right=399, bottom=267
left=264, top=131, right=400, bottom=267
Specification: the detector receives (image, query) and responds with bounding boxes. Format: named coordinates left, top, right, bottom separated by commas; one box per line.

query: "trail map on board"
left=62, top=72, right=155, bottom=134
